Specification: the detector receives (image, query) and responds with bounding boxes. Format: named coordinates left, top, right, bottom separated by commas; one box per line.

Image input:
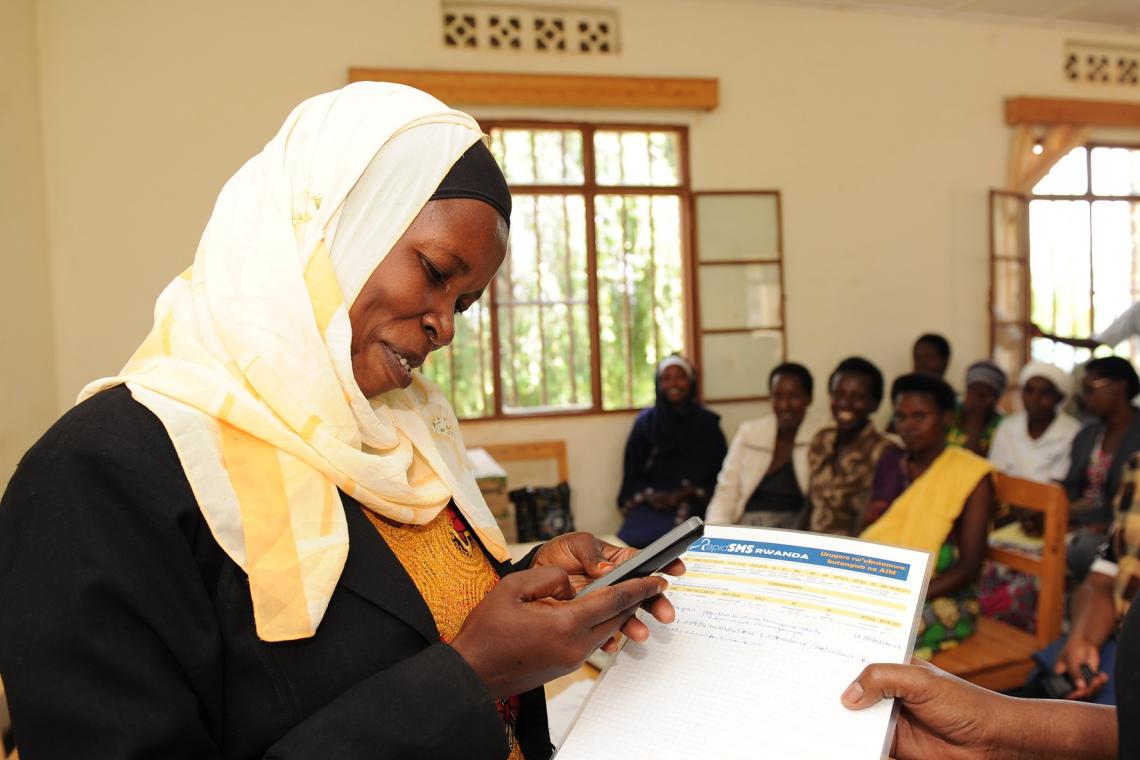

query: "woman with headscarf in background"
left=989, top=361, right=1080, bottom=483
left=946, top=359, right=1007, bottom=457
left=617, top=355, right=727, bottom=548
left=0, top=84, right=679, bottom=760
left=980, top=363, right=1079, bottom=632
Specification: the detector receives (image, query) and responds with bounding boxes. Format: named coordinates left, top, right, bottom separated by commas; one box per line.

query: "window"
left=1029, top=145, right=1140, bottom=371
left=424, top=122, right=690, bottom=417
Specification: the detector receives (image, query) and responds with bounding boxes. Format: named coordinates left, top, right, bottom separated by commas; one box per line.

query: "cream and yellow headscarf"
left=80, top=83, right=509, bottom=642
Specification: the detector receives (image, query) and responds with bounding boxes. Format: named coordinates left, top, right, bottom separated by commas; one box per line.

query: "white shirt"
left=1096, top=301, right=1140, bottom=347
left=988, top=411, right=1081, bottom=484
left=705, top=413, right=823, bottom=525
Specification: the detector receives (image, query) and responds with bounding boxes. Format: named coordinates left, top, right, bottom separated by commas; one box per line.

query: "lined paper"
left=556, top=526, right=931, bottom=759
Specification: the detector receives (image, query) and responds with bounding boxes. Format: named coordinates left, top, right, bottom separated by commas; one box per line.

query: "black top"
left=616, top=402, right=727, bottom=548
left=0, top=386, right=550, bottom=759
left=743, top=461, right=803, bottom=514
left=1063, top=411, right=1140, bottom=525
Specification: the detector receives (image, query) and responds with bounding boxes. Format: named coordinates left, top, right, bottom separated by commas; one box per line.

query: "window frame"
left=990, top=140, right=1140, bottom=372
left=689, top=189, right=787, bottom=404
left=447, top=118, right=694, bottom=421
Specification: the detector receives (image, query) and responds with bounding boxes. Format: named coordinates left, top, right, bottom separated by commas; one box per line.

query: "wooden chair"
left=480, top=441, right=569, bottom=486
left=931, top=473, right=1069, bottom=691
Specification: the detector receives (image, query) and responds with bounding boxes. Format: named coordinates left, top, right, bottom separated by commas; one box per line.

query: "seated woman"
left=1027, top=451, right=1140, bottom=706
left=807, top=357, right=897, bottom=536
left=912, top=332, right=952, bottom=380
left=0, top=83, right=679, bottom=759
left=617, top=355, right=727, bottom=548
left=861, top=373, right=995, bottom=658
left=946, top=360, right=1007, bottom=457
left=706, top=362, right=819, bottom=529
left=989, top=361, right=1080, bottom=483
left=982, top=361, right=1079, bottom=632
left=1064, top=357, right=1140, bottom=579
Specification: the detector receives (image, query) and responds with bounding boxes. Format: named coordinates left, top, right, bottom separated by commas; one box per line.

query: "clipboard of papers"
left=554, top=525, right=932, bottom=760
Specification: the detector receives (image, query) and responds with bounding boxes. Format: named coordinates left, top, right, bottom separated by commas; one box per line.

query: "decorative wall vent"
left=442, top=3, right=619, bottom=54
left=1064, top=41, right=1140, bottom=88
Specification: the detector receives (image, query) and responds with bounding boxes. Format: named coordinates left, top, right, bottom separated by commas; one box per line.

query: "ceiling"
left=761, top=0, right=1140, bottom=34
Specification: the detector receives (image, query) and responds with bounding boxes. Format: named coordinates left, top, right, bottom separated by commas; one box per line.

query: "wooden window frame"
left=991, top=141, right=1140, bottom=366
left=455, top=119, right=693, bottom=421
left=689, top=190, right=787, bottom=404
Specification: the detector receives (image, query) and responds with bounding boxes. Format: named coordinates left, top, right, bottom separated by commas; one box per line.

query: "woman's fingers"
left=641, top=591, right=676, bottom=624
left=512, top=564, right=576, bottom=602
left=573, top=576, right=668, bottom=629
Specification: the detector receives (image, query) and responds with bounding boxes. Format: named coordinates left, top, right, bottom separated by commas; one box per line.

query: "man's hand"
left=841, top=660, right=1007, bottom=760
left=1056, top=634, right=1109, bottom=700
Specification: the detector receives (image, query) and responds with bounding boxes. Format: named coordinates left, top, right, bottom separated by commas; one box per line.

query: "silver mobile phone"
left=576, top=516, right=704, bottom=597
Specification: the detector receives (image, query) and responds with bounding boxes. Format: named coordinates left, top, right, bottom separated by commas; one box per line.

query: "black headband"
left=428, top=140, right=512, bottom=227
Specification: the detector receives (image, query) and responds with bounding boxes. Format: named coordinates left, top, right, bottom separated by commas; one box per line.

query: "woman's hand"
left=841, top=660, right=1007, bottom=759
left=450, top=566, right=669, bottom=698
left=1056, top=634, right=1109, bottom=700
left=531, top=532, right=684, bottom=651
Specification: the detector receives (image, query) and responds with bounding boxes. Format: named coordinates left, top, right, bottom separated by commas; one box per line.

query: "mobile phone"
left=1040, top=672, right=1076, bottom=699
left=576, top=516, right=705, bottom=598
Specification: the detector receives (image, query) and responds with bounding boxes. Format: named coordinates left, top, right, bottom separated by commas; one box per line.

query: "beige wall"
left=0, top=0, right=56, bottom=482
left=12, top=0, right=1140, bottom=524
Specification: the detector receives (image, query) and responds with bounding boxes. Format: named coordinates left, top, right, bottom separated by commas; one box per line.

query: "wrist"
left=995, top=698, right=1117, bottom=760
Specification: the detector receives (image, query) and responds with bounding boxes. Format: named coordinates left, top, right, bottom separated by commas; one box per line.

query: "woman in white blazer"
left=706, top=363, right=821, bottom=528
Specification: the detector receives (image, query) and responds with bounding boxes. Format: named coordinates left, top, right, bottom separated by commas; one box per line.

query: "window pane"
left=496, top=193, right=592, bottom=413
left=594, top=130, right=681, bottom=186
left=696, top=194, right=779, bottom=261
left=701, top=331, right=783, bottom=400
left=1029, top=199, right=1091, bottom=370
left=1092, top=201, right=1135, bottom=349
left=991, top=193, right=1026, bottom=260
left=992, top=322, right=1026, bottom=379
left=1032, top=147, right=1088, bottom=196
left=499, top=195, right=588, bottom=304
left=596, top=194, right=685, bottom=410
left=421, top=298, right=493, bottom=418
left=992, top=259, right=1024, bottom=322
left=1091, top=147, right=1140, bottom=196
left=489, top=128, right=584, bottom=185
left=699, top=263, right=781, bottom=329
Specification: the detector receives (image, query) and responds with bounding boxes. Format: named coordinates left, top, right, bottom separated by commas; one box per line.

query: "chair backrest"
left=480, top=441, right=569, bottom=487
left=988, top=473, right=1070, bottom=648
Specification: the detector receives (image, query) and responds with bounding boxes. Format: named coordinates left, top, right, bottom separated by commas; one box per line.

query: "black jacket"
left=0, top=386, right=551, bottom=759
left=1062, top=410, right=1140, bottom=525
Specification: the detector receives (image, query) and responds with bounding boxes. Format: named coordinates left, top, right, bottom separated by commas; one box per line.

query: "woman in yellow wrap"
left=0, top=83, right=679, bottom=760
left=861, top=373, right=995, bottom=658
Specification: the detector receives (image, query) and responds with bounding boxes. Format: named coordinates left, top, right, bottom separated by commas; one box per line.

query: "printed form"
left=556, top=525, right=932, bottom=760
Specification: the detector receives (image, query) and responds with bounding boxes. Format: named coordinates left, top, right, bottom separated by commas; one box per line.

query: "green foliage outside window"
left=423, top=124, right=686, bottom=417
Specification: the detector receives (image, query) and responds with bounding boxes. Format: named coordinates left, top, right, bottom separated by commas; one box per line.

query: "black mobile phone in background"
left=1039, top=664, right=1100, bottom=699
left=576, top=516, right=705, bottom=598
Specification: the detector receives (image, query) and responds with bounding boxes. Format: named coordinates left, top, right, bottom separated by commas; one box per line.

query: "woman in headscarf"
left=946, top=359, right=1008, bottom=457
left=616, top=354, right=727, bottom=548
left=0, top=83, right=678, bottom=760
left=988, top=361, right=1080, bottom=483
